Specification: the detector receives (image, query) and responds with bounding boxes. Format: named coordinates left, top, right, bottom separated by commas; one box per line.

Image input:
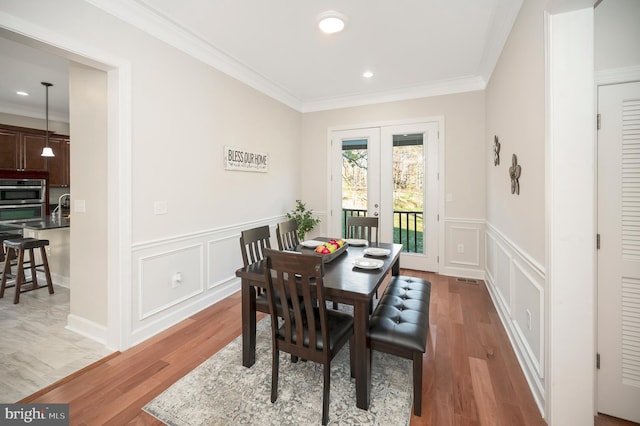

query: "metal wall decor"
left=493, top=136, right=500, bottom=166
left=509, top=154, right=521, bottom=194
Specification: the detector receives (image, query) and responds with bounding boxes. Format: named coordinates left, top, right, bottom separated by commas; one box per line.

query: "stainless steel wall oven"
left=0, top=178, right=47, bottom=223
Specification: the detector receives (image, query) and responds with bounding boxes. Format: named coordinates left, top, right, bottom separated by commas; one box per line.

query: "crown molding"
left=84, top=0, right=303, bottom=111
left=85, top=0, right=492, bottom=113
left=0, top=103, right=68, bottom=123
left=301, top=76, right=487, bottom=113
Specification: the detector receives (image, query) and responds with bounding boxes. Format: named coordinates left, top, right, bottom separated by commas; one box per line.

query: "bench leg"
left=413, top=351, right=423, bottom=416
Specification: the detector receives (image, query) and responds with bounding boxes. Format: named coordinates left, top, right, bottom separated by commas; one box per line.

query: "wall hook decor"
left=509, top=154, right=521, bottom=195
left=493, top=136, right=500, bottom=166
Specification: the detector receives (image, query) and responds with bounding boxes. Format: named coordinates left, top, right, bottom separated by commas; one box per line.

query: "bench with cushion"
left=368, top=275, right=431, bottom=416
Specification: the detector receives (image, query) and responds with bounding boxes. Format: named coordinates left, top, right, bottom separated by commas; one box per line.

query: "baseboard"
left=129, top=278, right=240, bottom=347
left=66, top=313, right=109, bottom=347
left=438, top=265, right=485, bottom=280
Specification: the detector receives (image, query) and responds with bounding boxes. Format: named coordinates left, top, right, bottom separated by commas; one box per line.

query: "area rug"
left=143, top=316, right=413, bottom=425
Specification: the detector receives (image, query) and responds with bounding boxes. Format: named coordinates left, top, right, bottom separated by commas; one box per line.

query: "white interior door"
left=330, top=121, right=439, bottom=272
left=597, top=81, right=640, bottom=423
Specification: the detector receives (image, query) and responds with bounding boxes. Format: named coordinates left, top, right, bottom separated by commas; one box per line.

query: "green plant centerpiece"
left=286, top=200, right=320, bottom=241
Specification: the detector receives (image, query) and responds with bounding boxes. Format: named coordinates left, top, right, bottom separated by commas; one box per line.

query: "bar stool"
left=0, top=238, right=54, bottom=304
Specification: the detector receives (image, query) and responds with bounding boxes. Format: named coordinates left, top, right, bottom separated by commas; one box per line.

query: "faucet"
left=52, top=193, right=70, bottom=221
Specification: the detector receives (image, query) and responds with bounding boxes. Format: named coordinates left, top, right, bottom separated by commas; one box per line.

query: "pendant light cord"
left=41, top=82, right=54, bottom=157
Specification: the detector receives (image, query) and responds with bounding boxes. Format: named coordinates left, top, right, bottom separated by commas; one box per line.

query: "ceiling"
left=0, top=0, right=523, bottom=122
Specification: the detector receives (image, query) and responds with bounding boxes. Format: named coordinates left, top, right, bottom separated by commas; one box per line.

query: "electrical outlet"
left=526, top=309, right=532, bottom=330
left=457, top=244, right=464, bottom=254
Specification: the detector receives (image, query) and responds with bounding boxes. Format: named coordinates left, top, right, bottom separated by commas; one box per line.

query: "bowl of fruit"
left=313, top=239, right=348, bottom=262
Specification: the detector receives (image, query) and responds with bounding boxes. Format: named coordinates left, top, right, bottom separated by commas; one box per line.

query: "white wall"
left=67, top=63, right=109, bottom=335
left=0, top=0, right=302, bottom=347
left=594, top=0, right=640, bottom=72
left=484, top=0, right=547, bottom=412
left=301, top=91, right=486, bottom=276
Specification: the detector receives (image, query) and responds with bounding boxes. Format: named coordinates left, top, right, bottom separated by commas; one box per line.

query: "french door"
left=329, top=121, right=439, bottom=271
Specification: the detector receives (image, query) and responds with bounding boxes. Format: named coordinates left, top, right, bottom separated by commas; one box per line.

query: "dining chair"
left=346, top=216, right=379, bottom=244
left=346, top=215, right=381, bottom=304
left=239, top=225, right=272, bottom=312
left=263, top=248, right=354, bottom=426
left=276, top=219, right=300, bottom=251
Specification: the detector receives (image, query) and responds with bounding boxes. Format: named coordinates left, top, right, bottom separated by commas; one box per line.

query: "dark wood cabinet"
left=0, top=127, right=21, bottom=170
left=22, top=133, right=48, bottom=172
left=47, top=136, right=70, bottom=187
left=0, top=124, right=70, bottom=187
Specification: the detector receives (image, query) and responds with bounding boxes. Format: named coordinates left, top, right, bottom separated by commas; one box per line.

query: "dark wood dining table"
left=235, top=238, right=402, bottom=411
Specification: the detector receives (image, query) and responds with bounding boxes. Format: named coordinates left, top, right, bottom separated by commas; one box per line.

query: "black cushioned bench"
left=368, top=275, right=431, bottom=416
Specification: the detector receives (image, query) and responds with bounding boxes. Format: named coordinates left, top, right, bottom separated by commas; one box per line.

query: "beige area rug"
left=144, top=316, right=413, bottom=425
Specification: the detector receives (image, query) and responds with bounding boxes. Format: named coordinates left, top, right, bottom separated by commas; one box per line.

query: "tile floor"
left=0, top=284, right=113, bottom=403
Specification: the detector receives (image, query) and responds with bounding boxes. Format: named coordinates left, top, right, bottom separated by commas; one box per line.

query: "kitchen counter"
left=1, top=217, right=70, bottom=287
left=4, top=216, right=70, bottom=231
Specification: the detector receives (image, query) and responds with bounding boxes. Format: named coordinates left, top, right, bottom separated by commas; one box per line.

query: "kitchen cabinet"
left=47, top=136, right=70, bottom=187
left=0, top=124, right=70, bottom=187
left=0, top=127, right=21, bottom=170
left=21, top=133, right=48, bottom=172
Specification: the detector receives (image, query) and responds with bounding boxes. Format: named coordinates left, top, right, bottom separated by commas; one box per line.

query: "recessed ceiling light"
left=318, top=11, right=347, bottom=34
left=16, top=91, right=29, bottom=96
left=363, top=71, right=374, bottom=79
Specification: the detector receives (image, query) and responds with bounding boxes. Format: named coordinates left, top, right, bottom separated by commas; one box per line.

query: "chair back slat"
left=346, top=216, right=379, bottom=243
left=276, top=219, right=300, bottom=251
left=264, top=248, right=329, bottom=357
left=240, top=225, right=271, bottom=267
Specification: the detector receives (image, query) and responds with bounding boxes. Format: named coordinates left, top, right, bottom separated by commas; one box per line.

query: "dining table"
left=235, top=237, right=403, bottom=411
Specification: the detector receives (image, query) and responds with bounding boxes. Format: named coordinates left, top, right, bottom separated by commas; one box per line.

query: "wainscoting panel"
left=441, top=218, right=485, bottom=279
left=485, top=223, right=546, bottom=413
left=495, top=240, right=513, bottom=314
left=138, top=243, right=204, bottom=320
left=207, top=235, right=243, bottom=290
left=130, top=216, right=286, bottom=346
left=512, top=259, right=545, bottom=377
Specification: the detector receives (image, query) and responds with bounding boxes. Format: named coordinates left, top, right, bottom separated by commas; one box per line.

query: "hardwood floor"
left=20, top=271, right=634, bottom=425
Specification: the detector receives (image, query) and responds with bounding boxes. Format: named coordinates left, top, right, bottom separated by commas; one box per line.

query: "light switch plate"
left=154, top=201, right=168, bottom=215
left=74, top=200, right=86, bottom=213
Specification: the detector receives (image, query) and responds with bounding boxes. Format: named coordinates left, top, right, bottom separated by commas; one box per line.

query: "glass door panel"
left=330, top=128, right=380, bottom=238
left=392, top=133, right=424, bottom=254
left=381, top=122, right=438, bottom=271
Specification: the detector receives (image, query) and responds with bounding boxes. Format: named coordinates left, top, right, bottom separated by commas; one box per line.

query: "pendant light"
left=41, top=81, right=55, bottom=157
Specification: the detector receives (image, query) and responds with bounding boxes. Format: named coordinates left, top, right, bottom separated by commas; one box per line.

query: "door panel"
left=597, top=81, right=640, bottom=423
left=331, top=121, right=439, bottom=272
left=330, top=128, right=380, bottom=237
left=381, top=123, right=439, bottom=271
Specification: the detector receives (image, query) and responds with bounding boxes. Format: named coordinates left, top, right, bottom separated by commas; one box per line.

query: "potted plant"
left=286, top=199, right=321, bottom=241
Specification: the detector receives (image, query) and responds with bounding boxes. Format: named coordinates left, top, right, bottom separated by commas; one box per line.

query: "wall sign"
left=224, top=145, right=269, bottom=173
